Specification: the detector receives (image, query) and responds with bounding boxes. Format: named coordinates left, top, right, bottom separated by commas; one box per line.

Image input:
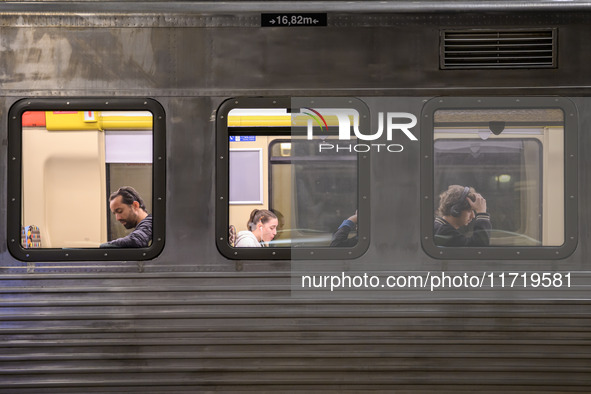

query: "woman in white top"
left=235, top=209, right=278, bottom=247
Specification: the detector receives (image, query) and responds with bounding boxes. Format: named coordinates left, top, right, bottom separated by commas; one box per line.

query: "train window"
left=7, top=98, right=166, bottom=261
left=420, top=97, right=578, bottom=260
left=216, top=97, right=370, bottom=260
left=269, top=139, right=357, bottom=246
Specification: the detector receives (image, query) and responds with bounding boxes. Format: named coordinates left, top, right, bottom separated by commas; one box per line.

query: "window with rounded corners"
left=7, top=98, right=166, bottom=261
left=420, top=97, right=577, bottom=260
left=216, top=97, right=371, bottom=260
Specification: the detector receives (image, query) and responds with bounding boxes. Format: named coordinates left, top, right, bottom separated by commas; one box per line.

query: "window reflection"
left=269, top=138, right=357, bottom=247
left=227, top=108, right=358, bottom=248
left=433, top=109, right=564, bottom=247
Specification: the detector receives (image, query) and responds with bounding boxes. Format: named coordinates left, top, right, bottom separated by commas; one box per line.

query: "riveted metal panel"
left=1, top=2, right=591, bottom=392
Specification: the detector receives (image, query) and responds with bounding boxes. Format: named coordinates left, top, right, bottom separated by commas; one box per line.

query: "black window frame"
left=216, top=97, right=370, bottom=260
left=7, top=98, right=166, bottom=261
left=420, top=96, right=578, bottom=260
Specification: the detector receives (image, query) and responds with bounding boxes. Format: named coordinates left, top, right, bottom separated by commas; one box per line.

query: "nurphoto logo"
left=299, top=108, right=418, bottom=153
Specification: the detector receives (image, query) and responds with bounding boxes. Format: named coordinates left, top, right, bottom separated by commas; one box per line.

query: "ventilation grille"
left=440, top=29, right=557, bottom=69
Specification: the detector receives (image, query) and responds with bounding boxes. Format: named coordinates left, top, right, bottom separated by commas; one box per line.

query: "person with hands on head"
left=434, top=185, right=491, bottom=247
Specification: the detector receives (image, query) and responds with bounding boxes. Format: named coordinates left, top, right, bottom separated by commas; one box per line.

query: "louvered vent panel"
left=441, top=29, right=557, bottom=69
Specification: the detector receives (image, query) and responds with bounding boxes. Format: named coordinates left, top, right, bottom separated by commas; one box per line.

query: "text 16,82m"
left=261, top=13, right=328, bottom=28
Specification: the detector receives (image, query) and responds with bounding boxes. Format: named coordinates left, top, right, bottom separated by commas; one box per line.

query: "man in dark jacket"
left=434, top=185, right=491, bottom=247
left=100, top=186, right=152, bottom=248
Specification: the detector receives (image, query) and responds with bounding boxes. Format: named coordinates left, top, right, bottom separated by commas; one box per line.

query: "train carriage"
left=1, top=1, right=591, bottom=392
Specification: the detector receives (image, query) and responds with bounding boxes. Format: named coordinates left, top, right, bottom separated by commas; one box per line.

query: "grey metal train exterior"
left=2, top=1, right=591, bottom=392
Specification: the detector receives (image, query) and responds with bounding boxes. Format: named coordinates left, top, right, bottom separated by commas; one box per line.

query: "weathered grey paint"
left=1, top=2, right=591, bottom=391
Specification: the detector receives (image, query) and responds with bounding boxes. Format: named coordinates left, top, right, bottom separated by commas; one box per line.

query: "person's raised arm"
left=468, top=193, right=487, bottom=214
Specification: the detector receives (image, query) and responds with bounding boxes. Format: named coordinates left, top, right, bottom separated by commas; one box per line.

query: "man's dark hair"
left=110, top=186, right=147, bottom=211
